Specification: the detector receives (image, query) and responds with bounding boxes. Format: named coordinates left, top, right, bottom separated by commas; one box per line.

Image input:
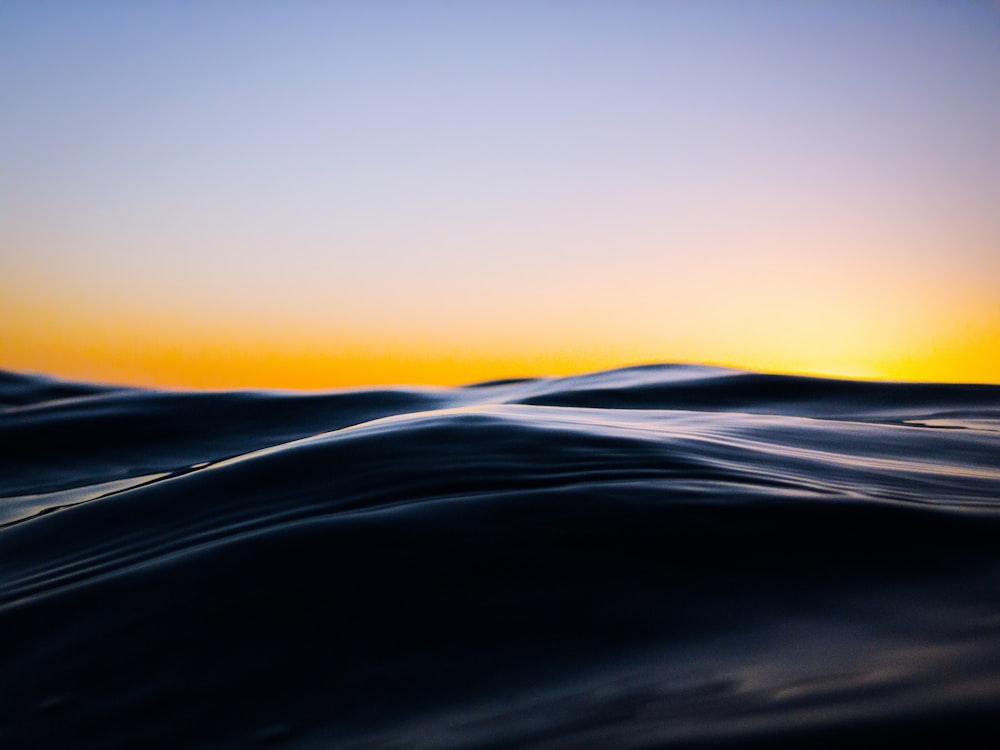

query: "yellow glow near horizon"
left=3, top=264, right=998, bottom=389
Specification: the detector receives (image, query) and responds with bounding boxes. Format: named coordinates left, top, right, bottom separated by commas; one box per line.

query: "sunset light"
left=2, top=2, right=998, bottom=387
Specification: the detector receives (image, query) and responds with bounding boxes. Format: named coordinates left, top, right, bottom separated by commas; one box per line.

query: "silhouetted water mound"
left=2, top=365, right=999, bottom=749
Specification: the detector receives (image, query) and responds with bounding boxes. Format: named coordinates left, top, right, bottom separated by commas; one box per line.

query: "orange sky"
left=4, top=248, right=998, bottom=388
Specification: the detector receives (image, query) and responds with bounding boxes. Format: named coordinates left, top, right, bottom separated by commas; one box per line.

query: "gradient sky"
left=2, top=1, right=998, bottom=388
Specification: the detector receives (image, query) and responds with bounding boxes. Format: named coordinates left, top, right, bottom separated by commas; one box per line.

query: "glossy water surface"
left=2, top=365, right=999, bottom=748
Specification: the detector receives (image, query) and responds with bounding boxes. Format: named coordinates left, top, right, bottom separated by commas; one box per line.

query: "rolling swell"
left=1, top=365, right=999, bottom=748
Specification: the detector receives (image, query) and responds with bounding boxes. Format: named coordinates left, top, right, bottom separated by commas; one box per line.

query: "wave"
left=2, top=364, right=999, bottom=748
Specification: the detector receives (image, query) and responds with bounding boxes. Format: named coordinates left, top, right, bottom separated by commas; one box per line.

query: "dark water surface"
left=2, top=364, right=999, bottom=748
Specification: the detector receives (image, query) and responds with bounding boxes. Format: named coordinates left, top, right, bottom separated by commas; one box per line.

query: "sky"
left=2, top=0, right=998, bottom=388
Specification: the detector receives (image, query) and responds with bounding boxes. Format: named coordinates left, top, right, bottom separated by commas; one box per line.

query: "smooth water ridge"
left=2, top=364, right=999, bottom=749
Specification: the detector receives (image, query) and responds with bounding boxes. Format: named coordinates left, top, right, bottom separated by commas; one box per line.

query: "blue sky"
left=3, top=1, right=999, bottom=386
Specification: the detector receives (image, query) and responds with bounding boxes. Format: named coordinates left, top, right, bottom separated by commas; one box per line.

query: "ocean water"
left=2, top=364, right=999, bottom=749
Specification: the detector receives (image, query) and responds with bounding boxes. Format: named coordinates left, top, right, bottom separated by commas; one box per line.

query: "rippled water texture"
left=2, top=365, right=999, bottom=748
